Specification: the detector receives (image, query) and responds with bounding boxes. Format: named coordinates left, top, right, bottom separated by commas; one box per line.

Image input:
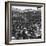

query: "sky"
left=12, top=6, right=37, bottom=10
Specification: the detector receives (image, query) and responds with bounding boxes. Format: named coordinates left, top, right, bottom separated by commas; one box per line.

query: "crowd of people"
left=11, top=9, right=41, bottom=40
